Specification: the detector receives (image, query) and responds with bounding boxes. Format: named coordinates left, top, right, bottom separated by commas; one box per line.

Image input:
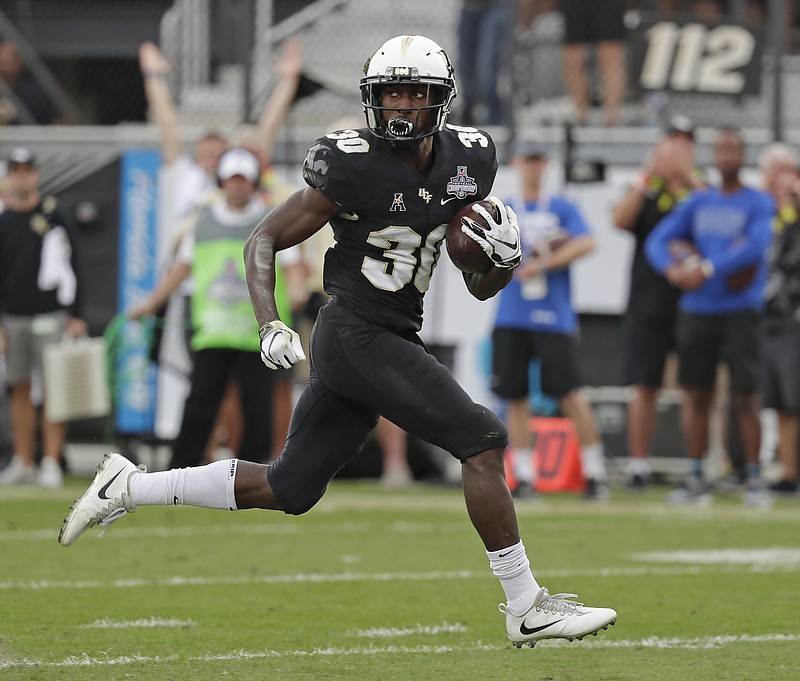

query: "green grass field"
left=2, top=478, right=799, bottom=680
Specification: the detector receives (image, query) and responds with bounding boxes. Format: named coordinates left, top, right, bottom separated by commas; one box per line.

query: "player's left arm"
left=462, top=265, right=515, bottom=301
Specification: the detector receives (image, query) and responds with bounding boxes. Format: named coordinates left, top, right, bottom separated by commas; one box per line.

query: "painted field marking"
left=0, top=520, right=468, bottom=543
left=352, top=622, right=468, bottom=638
left=2, top=633, right=799, bottom=670
left=80, top=618, right=196, bottom=629
left=1, top=561, right=797, bottom=593
left=632, top=548, right=800, bottom=567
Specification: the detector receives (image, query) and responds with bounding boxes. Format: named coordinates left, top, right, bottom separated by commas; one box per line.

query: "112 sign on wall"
left=630, top=17, right=764, bottom=95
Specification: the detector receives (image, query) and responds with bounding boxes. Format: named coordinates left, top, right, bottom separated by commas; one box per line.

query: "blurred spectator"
left=490, top=140, right=609, bottom=500
left=559, top=0, right=627, bottom=125
left=654, top=1, right=721, bottom=18
left=0, top=41, right=60, bottom=125
left=140, top=37, right=304, bottom=252
left=139, top=41, right=227, bottom=241
left=759, top=142, right=800, bottom=494
left=518, top=0, right=557, bottom=29
left=690, top=0, right=723, bottom=18
left=231, top=38, right=305, bottom=190
left=611, top=115, right=704, bottom=489
left=0, top=148, right=87, bottom=488
left=456, top=0, right=515, bottom=127
left=233, top=39, right=307, bottom=461
left=128, top=148, right=305, bottom=468
left=376, top=417, right=413, bottom=487
left=140, top=39, right=305, bottom=459
left=645, top=127, right=774, bottom=507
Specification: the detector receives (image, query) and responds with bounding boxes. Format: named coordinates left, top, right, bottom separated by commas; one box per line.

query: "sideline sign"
left=628, top=14, right=764, bottom=96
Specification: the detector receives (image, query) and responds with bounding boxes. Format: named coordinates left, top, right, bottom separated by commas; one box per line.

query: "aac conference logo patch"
left=445, top=166, right=478, bottom=202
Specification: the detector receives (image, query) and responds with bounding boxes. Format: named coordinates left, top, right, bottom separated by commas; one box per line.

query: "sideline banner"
left=628, top=13, right=764, bottom=96
left=504, top=417, right=584, bottom=494
left=115, top=149, right=160, bottom=434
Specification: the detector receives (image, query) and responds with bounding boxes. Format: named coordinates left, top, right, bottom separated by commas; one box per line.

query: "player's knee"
left=281, top=485, right=326, bottom=516
left=463, top=447, right=505, bottom=475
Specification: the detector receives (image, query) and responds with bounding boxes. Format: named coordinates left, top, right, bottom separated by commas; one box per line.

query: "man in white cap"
left=128, top=147, right=305, bottom=469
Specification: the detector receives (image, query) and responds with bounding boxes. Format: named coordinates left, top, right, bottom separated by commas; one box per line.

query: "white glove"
left=461, top=196, right=522, bottom=270
left=259, top=320, right=306, bottom=370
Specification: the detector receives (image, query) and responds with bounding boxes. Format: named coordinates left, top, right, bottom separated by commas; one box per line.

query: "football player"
left=59, top=35, right=616, bottom=647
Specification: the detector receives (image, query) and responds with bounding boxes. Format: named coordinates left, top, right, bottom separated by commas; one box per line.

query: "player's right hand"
left=463, top=196, right=522, bottom=269
left=259, top=320, right=306, bottom=370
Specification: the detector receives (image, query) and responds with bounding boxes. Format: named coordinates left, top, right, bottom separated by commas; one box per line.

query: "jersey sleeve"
left=477, top=132, right=499, bottom=198
left=301, top=135, right=359, bottom=210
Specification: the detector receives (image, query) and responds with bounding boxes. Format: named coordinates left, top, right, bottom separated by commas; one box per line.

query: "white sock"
left=627, top=457, right=651, bottom=476
left=129, top=459, right=238, bottom=511
left=486, top=540, right=540, bottom=615
left=512, top=447, right=536, bottom=484
left=580, top=442, right=607, bottom=481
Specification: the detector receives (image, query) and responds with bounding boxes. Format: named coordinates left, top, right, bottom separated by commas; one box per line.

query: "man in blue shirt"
left=646, top=127, right=774, bottom=507
left=491, top=140, right=608, bottom=499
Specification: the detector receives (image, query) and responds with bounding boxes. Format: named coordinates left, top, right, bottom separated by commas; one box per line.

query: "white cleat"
left=58, top=452, right=145, bottom=546
left=500, top=587, right=617, bottom=648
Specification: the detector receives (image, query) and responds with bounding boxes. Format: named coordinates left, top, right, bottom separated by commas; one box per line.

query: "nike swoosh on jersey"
left=98, top=470, right=124, bottom=500
left=520, top=618, right=565, bottom=636
left=440, top=197, right=459, bottom=205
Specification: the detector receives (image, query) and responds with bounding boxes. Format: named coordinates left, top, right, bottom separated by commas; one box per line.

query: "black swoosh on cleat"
left=520, top=619, right=564, bottom=636
left=98, top=470, right=124, bottom=499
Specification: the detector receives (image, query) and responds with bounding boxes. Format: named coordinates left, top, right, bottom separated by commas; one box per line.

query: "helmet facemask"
left=362, top=82, right=450, bottom=148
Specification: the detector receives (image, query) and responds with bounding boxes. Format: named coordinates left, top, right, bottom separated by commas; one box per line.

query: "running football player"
left=59, top=35, right=616, bottom=647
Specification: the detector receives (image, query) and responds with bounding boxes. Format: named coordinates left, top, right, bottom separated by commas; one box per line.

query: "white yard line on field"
left=2, top=634, right=800, bottom=670
left=1, top=561, right=797, bottom=593
left=80, top=618, right=196, bottom=629
left=633, top=548, right=800, bottom=567
left=352, top=622, right=469, bottom=637
left=0, top=520, right=467, bottom=542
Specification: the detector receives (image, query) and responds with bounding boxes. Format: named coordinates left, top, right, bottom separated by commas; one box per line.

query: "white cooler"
left=43, top=337, right=111, bottom=422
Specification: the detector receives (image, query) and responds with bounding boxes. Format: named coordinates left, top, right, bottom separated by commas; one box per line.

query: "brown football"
left=667, top=239, right=701, bottom=265
left=446, top=200, right=496, bottom=273
left=668, top=239, right=757, bottom=291
left=725, top=264, right=758, bottom=292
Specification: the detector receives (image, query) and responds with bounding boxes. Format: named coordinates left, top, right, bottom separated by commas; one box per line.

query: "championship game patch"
left=445, top=166, right=478, bottom=200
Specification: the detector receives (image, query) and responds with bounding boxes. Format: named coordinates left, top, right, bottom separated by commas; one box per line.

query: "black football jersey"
left=302, top=125, right=498, bottom=332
